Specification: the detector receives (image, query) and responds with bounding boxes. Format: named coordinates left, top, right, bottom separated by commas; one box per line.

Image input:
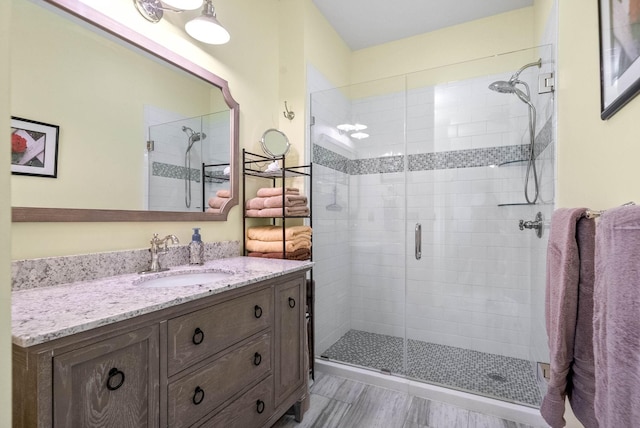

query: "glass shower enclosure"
left=310, top=46, right=555, bottom=407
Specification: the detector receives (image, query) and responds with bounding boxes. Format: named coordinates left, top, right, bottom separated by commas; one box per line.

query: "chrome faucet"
left=141, top=233, right=180, bottom=274
left=519, top=212, right=544, bottom=239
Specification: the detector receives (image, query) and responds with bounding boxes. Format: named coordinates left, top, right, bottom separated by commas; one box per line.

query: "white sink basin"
left=138, top=271, right=233, bottom=288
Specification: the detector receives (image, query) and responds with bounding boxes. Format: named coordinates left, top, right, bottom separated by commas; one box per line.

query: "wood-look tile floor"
left=272, top=372, right=546, bottom=428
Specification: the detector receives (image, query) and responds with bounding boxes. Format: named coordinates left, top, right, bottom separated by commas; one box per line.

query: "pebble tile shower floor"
left=321, top=330, right=542, bottom=407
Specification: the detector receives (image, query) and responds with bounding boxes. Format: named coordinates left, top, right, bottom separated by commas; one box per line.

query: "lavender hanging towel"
left=594, top=205, right=640, bottom=427
left=540, top=208, right=597, bottom=428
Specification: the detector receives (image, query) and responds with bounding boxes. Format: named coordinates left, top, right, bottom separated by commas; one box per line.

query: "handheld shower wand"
left=488, top=59, right=541, bottom=204
left=182, top=126, right=207, bottom=208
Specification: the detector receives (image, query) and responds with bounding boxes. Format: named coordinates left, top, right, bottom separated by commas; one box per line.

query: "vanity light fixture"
left=135, top=0, right=230, bottom=45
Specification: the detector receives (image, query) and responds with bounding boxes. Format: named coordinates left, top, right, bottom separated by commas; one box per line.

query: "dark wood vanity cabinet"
left=12, top=271, right=309, bottom=428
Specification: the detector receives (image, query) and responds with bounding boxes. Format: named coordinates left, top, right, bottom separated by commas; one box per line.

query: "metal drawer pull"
left=106, top=367, right=125, bottom=391
left=288, top=297, right=296, bottom=308
left=415, top=223, right=422, bottom=260
left=254, top=305, right=263, bottom=318
left=192, top=386, right=205, bottom=405
left=192, top=327, right=205, bottom=345
left=254, top=352, right=262, bottom=366
left=256, top=399, right=265, bottom=414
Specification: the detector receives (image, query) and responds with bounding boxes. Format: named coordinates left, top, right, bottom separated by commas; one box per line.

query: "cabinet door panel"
left=167, top=333, right=271, bottom=428
left=274, top=277, right=305, bottom=406
left=53, top=325, right=159, bottom=428
left=167, top=288, right=272, bottom=376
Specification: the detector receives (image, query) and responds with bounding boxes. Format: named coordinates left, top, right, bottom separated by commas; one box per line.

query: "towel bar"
left=585, top=201, right=636, bottom=219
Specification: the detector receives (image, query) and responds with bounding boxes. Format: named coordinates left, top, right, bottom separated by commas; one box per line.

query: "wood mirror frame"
left=11, top=0, right=239, bottom=222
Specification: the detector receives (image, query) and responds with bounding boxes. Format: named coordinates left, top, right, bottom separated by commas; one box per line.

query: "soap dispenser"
left=189, top=227, right=204, bottom=265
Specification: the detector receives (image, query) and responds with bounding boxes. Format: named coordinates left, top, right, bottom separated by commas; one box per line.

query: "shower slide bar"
left=585, top=201, right=636, bottom=219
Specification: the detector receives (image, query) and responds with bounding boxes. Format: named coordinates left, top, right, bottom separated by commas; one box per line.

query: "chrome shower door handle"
left=415, top=223, right=422, bottom=260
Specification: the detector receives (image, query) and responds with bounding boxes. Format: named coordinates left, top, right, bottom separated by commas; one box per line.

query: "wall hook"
left=283, top=101, right=295, bottom=121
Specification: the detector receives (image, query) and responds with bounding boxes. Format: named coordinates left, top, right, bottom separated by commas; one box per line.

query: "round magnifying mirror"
left=260, top=128, right=290, bottom=158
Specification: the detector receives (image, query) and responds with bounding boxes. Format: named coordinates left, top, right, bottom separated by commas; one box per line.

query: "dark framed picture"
left=599, top=0, right=640, bottom=119
left=10, top=116, right=59, bottom=178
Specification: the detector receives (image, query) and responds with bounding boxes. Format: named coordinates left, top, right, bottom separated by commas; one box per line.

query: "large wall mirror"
left=11, top=0, right=239, bottom=222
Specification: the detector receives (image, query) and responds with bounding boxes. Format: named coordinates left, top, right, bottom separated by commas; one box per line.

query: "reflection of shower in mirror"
left=182, top=126, right=207, bottom=208
left=326, top=185, right=342, bottom=211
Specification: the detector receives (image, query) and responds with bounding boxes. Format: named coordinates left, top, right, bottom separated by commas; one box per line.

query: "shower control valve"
left=519, top=212, right=544, bottom=239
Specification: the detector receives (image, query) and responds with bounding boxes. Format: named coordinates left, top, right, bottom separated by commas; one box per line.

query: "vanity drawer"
left=196, top=375, right=273, bottom=428
left=167, top=288, right=272, bottom=375
left=167, top=332, right=271, bottom=428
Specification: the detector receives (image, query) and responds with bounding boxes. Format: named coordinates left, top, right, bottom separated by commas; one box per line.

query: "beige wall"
left=350, top=7, right=535, bottom=83
left=557, top=0, right=640, bottom=208
left=1, top=0, right=11, bottom=425
left=303, top=1, right=352, bottom=91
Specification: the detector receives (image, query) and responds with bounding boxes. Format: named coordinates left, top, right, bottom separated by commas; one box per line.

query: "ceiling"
left=311, top=0, right=534, bottom=50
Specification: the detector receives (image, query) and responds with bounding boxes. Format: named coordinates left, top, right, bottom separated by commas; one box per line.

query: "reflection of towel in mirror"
left=247, top=225, right=312, bottom=241
left=245, top=206, right=310, bottom=217
left=246, top=237, right=311, bottom=253
left=208, top=197, right=230, bottom=209
left=216, top=190, right=231, bottom=198
left=247, top=248, right=311, bottom=260
left=206, top=207, right=220, bottom=214
left=256, top=187, right=299, bottom=197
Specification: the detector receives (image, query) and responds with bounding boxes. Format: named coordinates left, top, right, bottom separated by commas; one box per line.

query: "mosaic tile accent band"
left=152, top=161, right=201, bottom=182
left=312, top=144, right=350, bottom=175
left=314, top=118, right=553, bottom=176
left=407, top=145, right=529, bottom=171
left=321, top=329, right=542, bottom=407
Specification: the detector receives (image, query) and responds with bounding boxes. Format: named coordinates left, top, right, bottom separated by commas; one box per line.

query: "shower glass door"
left=404, top=45, right=554, bottom=406
left=311, top=75, right=409, bottom=374
left=310, top=45, right=554, bottom=407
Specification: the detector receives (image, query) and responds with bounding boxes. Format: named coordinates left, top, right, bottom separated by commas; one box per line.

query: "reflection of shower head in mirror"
left=182, top=126, right=207, bottom=152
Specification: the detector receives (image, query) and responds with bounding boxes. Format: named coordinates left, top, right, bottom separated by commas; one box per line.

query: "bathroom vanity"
left=11, top=257, right=311, bottom=427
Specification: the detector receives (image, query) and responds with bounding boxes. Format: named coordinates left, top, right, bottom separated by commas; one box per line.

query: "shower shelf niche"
left=497, top=202, right=536, bottom=207
left=497, top=159, right=529, bottom=167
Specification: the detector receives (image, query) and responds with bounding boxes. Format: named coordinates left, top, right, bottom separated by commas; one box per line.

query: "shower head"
left=488, top=80, right=517, bottom=94
left=189, top=132, right=206, bottom=143
left=488, top=58, right=541, bottom=99
left=489, top=79, right=533, bottom=109
left=182, top=126, right=207, bottom=152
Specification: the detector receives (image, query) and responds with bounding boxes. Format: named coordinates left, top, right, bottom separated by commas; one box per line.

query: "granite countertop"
left=12, top=256, right=313, bottom=348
